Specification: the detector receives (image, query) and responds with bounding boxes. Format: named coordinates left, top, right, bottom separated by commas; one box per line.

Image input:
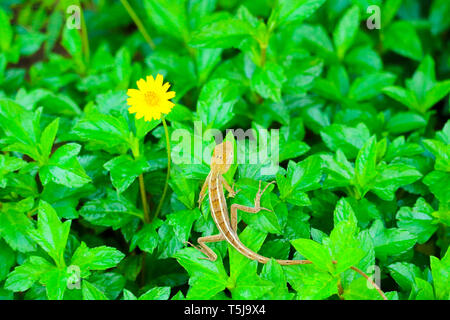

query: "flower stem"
left=138, top=174, right=150, bottom=223
left=130, top=137, right=150, bottom=223
left=120, top=0, right=156, bottom=50
left=154, top=116, right=171, bottom=221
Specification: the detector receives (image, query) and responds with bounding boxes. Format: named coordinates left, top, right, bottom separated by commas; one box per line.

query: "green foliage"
left=0, top=0, right=449, bottom=301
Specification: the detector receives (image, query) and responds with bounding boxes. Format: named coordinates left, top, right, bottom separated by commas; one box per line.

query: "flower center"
left=144, top=91, right=159, bottom=106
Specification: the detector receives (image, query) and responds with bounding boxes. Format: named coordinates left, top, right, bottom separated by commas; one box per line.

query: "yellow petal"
left=127, top=89, right=142, bottom=98
left=135, top=112, right=144, bottom=119
left=146, top=75, right=155, bottom=86
left=161, top=82, right=171, bottom=92
left=164, top=91, right=176, bottom=99
left=155, top=74, right=163, bottom=88
left=137, top=79, right=148, bottom=91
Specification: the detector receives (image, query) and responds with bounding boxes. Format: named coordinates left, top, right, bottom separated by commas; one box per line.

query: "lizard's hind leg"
left=185, top=234, right=224, bottom=261
left=230, top=180, right=275, bottom=232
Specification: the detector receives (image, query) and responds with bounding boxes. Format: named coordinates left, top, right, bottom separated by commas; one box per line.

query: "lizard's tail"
left=231, top=236, right=388, bottom=300
left=252, top=253, right=387, bottom=300
left=276, top=259, right=312, bottom=265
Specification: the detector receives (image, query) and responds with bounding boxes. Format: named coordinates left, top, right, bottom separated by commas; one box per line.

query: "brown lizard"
left=186, top=140, right=387, bottom=299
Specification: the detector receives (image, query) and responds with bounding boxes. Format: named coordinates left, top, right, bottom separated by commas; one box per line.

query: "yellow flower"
left=127, top=74, right=176, bottom=121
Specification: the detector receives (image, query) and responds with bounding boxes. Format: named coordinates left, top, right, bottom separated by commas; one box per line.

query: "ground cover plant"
left=0, top=0, right=449, bottom=301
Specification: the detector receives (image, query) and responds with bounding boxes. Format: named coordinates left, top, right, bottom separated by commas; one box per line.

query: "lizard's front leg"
left=198, top=173, right=211, bottom=208
left=230, top=180, right=275, bottom=232
left=185, top=234, right=224, bottom=261
left=222, top=178, right=240, bottom=198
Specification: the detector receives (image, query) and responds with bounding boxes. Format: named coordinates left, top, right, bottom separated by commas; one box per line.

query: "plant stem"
left=79, top=3, right=90, bottom=66
left=130, top=137, right=150, bottom=223
left=260, top=45, right=267, bottom=67
left=291, top=259, right=388, bottom=300
left=138, top=174, right=150, bottom=223
left=153, top=116, right=171, bottom=221
left=349, top=265, right=388, bottom=300
left=120, top=0, right=156, bottom=50
left=337, top=280, right=344, bottom=300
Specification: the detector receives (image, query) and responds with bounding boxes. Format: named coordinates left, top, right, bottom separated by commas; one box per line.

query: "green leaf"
left=387, top=262, right=423, bottom=292
left=139, top=286, right=171, bottom=300
left=229, top=226, right=267, bottom=281
left=384, top=21, right=423, bottom=61
left=29, top=201, right=71, bottom=267
left=0, top=240, right=15, bottom=281
left=0, top=8, right=13, bottom=52
left=104, top=155, right=149, bottom=193
left=369, top=220, right=417, bottom=261
left=349, top=72, right=396, bottom=101
left=423, top=139, right=450, bottom=172
left=385, top=136, right=424, bottom=162
left=343, top=277, right=383, bottom=300
left=260, top=259, right=292, bottom=299
left=123, top=289, right=137, bottom=300
left=39, top=143, right=91, bottom=188
left=413, top=277, right=435, bottom=300
left=430, top=248, right=450, bottom=300
left=88, top=272, right=125, bottom=300
left=328, top=220, right=364, bottom=274
left=0, top=198, right=36, bottom=253
left=61, top=27, right=83, bottom=71
left=423, top=171, right=450, bottom=202
left=72, top=113, right=130, bottom=153
left=0, top=154, right=27, bottom=188
left=382, top=86, right=419, bottom=111
left=268, top=0, right=326, bottom=29
left=284, top=264, right=338, bottom=300
left=429, top=0, right=450, bottom=35
left=40, top=267, right=68, bottom=300
left=396, top=198, right=438, bottom=244
left=408, top=55, right=437, bottom=103
left=82, top=281, right=109, bottom=300
left=333, top=5, right=360, bottom=59
left=130, top=222, right=160, bottom=254
left=174, top=247, right=228, bottom=299
left=0, top=100, right=41, bottom=161
left=144, top=0, right=188, bottom=41
left=386, top=112, right=427, bottom=134
left=70, top=242, right=125, bottom=277
left=277, top=156, right=323, bottom=206
left=321, top=150, right=354, bottom=190
left=39, top=118, right=59, bottom=161
left=197, top=78, right=238, bottom=129
left=79, top=192, right=141, bottom=229
left=190, top=14, right=252, bottom=49
left=333, top=198, right=358, bottom=230
left=290, top=238, right=333, bottom=272
left=371, top=163, right=422, bottom=201
left=354, top=136, right=378, bottom=197
left=5, top=256, right=54, bottom=292
left=231, top=271, right=274, bottom=300
left=251, top=63, right=286, bottom=102
left=168, top=176, right=196, bottom=209
left=166, top=209, right=201, bottom=243
left=320, top=123, right=370, bottom=159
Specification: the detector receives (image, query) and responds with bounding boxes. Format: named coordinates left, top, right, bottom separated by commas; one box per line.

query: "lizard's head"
left=210, top=140, right=233, bottom=174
